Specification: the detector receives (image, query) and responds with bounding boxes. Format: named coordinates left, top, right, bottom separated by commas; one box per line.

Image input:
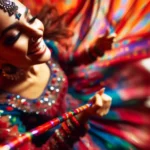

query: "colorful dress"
left=0, top=0, right=150, bottom=149
left=44, top=1, right=150, bottom=149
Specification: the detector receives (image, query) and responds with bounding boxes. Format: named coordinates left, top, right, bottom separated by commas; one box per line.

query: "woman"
left=20, top=0, right=150, bottom=150
left=0, top=0, right=112, bottom=150
left=1, top=0, right=150, bottom=150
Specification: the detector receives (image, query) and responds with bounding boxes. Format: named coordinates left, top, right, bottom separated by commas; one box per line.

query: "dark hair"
left=38, top=5, right=73, bottom=41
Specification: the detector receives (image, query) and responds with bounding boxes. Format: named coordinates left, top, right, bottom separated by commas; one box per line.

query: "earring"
left=1, top=64, right=24, bottom=80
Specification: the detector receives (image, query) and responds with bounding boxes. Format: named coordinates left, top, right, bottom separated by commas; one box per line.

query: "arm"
left=4, top=89, right=111, bottom=150
left=43, top=88, right=112, bottom=150
left=45, top=35, right=115, bottom=67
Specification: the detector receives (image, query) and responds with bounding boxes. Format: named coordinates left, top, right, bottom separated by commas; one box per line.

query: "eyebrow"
left=0, top=8, right=28, bottom=38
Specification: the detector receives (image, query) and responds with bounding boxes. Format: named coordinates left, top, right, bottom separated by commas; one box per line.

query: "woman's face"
left=0, top=0, right=51, bottom=69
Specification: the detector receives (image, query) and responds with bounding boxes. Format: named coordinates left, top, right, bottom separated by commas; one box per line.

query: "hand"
left=89, top=32, right=116, bottom=57
left=76, top=88, right=112, bottom=124
left=87, top=88, right=112, bottom=117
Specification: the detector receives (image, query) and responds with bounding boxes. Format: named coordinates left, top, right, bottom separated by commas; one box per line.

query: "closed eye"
left=26, top=9, right=38, bottom=24
left=28, top=16, right=38, bottom=24
left=4, top=32, right=21, bottom=46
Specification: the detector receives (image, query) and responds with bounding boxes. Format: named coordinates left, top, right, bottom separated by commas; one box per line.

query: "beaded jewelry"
left=0, top=61, right=68, bottom=115
left=62, top=122, right=72, bottom=134
left=70, top=116, right=80, bottom=127
left=0, top=103, right=93, bottom=150
left=0, top=0, right=21, bottom=20
left=1, top=64, right=25, bottom=80
left=66, top=119, right=75, bottom=131
left=54, top=129, right=65, bottom=143
left=54, top=129, right=71, bottom=150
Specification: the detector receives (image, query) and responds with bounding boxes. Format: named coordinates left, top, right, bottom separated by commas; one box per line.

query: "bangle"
left=59, top=128, right=67, bottom=137
left=70, top=116, right=89, bottom=137
left=54, top=129, right=71, bottom=149
left=70, top=116, right=80, bottom=127
left=55, top=129, right=64, bottom=143
left=66, top=119, right=75, bottom=131
left=62, top=122, right=72, bottom=134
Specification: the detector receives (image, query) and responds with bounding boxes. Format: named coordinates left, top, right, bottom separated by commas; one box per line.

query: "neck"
left=0, top=63, right=50, bottom=99
left=25, top=63, right=45, bottom=79
left=0, top=63, right=48, bottom=86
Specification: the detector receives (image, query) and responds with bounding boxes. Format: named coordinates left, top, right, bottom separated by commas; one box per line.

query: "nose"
left=22, top=18, right=44, bottom=39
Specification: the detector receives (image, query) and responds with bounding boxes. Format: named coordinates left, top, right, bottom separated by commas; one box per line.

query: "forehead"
left=0, top=0, right=26, bottom=33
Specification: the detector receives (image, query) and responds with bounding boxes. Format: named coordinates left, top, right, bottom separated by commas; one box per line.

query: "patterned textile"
left=0, top=61, right=68, bottom=116
left=2, top=0, right=150, bottom=149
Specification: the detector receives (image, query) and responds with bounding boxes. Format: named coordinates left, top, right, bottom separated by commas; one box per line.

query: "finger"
left=102, top=100, right=111, bottom=112
left=89, top=87, right=105, bottom=102
left=101, top=93, right=112, bottom=102
left=103, top=100, right=111, bottom=114
left=96, top=100, right=111, bottom=111
left=95, top=94, right=103, bottom=107
left=97, top=88, right=105, bottom=95
left=103, top=101, right=111, bottom=109
left=96, top=99, right=111, bottom=115
left=89, top=94, right=103, bottom=114
left=103, top=102, right=111, bottom=111
left=96, top=108, right=107, bottom=117
left=96, top=105, right=110, bottom=116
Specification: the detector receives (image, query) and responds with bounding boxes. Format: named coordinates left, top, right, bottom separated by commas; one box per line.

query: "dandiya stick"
left=0, top=102, right=93, bottom=150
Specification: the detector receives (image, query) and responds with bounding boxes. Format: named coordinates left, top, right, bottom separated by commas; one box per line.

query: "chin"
left=40, top=48, right=51, bottom=62
left=32, top=47, right=51, bottom=64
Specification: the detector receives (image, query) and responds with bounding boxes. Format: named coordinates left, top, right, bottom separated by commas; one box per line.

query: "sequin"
left=0, top=61, right=68, bottom=116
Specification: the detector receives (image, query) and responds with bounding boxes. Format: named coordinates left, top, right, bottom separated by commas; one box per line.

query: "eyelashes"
left=4, top=15, right=37, bottom=46
left=4, top=32, right=21, bottom=46
left=28, top=16, right=38, bottom=24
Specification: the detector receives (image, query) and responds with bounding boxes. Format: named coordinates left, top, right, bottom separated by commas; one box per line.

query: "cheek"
left=0, top=35, right=31, bottom=67
left=14, top=34, right=29, bottom=55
